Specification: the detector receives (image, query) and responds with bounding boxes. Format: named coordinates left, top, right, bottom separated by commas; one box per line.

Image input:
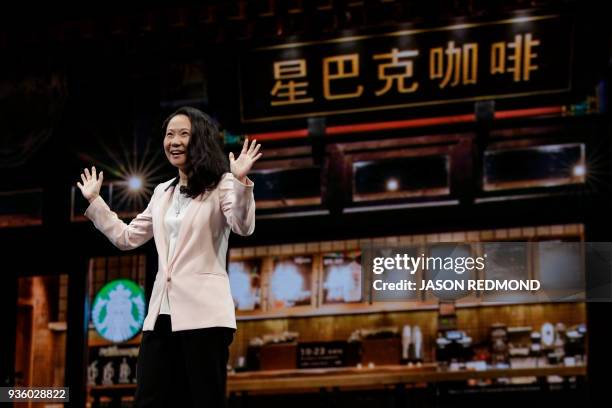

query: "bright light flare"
left=572, top=164, right=586, bottom=178
left=386, top=177, right=400, bottom=192
left=127, top=175, right=144, bottom=192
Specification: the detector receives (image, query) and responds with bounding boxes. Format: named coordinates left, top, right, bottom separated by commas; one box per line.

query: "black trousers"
left=135, top=314, right=235, bottom=408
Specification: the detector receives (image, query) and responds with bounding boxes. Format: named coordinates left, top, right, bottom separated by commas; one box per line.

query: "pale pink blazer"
left=84, top=172, right=255, bottom=331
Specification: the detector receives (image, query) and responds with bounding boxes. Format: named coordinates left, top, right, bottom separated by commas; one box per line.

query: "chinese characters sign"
left=239, top=14, right=572, bottom=123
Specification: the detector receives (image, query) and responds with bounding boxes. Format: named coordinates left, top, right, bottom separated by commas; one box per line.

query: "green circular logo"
left=91, top=279, right=146, bottom=343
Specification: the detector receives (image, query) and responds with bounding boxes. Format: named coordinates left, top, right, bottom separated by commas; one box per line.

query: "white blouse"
left=159, top=183, right=191, bottom=315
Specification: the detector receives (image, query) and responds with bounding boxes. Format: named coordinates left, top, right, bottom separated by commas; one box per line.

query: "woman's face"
left=164, top=114, right=191, bottom=169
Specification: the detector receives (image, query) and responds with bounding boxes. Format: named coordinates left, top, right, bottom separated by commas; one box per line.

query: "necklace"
left=173, top=186, right=190, bottom=216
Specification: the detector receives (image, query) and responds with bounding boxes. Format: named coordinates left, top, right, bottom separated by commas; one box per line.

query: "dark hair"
left=162, top=107, right=229, bottom=198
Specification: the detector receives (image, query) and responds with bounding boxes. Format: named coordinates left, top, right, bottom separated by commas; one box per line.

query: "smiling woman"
left=164, top=114, right=190, bottom=168
left=76, top=106, right=262, bottom=407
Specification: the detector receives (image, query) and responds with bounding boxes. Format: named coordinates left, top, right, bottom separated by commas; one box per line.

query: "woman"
left=77, top=107, right=262, bottom=407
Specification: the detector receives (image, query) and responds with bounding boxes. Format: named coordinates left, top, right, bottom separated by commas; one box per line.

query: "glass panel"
left=250, top=167, right=321, bottom=208
left=353, top=155, right=449, bottom=202
left=0, top=189, right=43, bottom=227
left=484, top=143, right=585, bottom=191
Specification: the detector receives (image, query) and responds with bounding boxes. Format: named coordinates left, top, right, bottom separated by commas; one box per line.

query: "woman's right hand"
left=77, top=166, right=104, bottom=203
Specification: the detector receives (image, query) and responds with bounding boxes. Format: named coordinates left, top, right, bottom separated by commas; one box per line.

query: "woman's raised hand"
left=229, top=138, right=262, bottom=183
left=77, top=166, right=104, bottom=204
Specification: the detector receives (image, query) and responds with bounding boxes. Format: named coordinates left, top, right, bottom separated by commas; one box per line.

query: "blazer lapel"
left=154, top=183, right=174, bottom=272
left=167, top=189, right=212, bottom=269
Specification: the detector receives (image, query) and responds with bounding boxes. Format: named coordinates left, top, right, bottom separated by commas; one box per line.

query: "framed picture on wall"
left=370, top=246, right=421, bottom=303
left=534, top=239, right=585, bottom=302
left=481, top=242, right=533, bottom=304
left=228, top=259, right=263, bottom=312
left=268, top=255, right=314, bottom=310
left=321, top=251, right=363, bottom=305
left=423, top=243, right=477, bottom=304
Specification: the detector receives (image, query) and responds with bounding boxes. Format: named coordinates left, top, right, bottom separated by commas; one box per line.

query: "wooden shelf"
left=88, top=363, right=586, bottom=398
left=227, top=364, right=586, bottom=394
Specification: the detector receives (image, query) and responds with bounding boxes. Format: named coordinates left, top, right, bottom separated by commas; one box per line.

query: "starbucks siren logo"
left=92, top=279, right=146, bottom=343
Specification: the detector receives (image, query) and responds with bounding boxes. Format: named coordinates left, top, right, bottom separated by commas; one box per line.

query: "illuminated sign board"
left=91, top=279, right=146, bottom=343
left=239, top=14, right=573, bottom=123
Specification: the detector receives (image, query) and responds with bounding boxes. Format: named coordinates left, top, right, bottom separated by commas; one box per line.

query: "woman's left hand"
left=229, top=138, right=262, bottom=183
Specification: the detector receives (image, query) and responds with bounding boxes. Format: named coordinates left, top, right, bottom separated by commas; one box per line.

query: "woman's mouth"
left=170, top=150, right=185, bottom=158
